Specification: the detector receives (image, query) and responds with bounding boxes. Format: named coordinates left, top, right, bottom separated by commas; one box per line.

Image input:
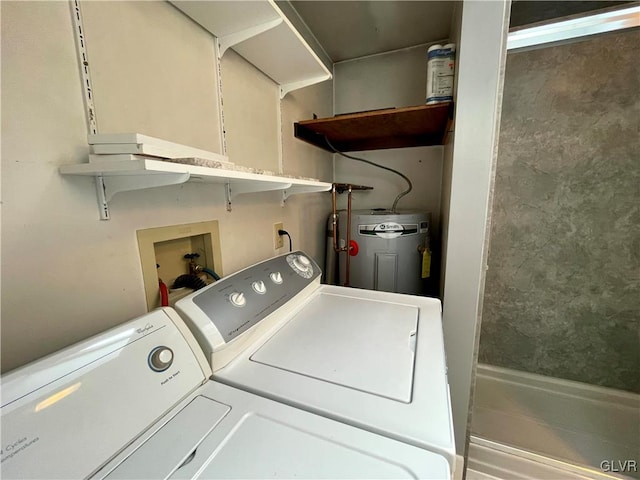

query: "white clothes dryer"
left=0, top=307, right=450, bottom=479
left=175, top=251, right=456, bottom=468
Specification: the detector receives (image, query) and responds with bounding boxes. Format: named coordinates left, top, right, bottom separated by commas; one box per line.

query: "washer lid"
left=250, top=292, right=418, bottom=402
left=213, top=285, right=455, bottom=466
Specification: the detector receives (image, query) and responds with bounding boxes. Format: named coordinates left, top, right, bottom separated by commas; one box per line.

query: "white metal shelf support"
left=280, top=74, right=332, bottom=99
left=218, top=17, right=283, bottom=56
left=96, top=176, right=110, bottom=220
left=281, top=184, right=332, bottom=206
left=95, top=172, right=190, bottom=220
left=71, top=0, right=98, bottom=135
left=225, top=182, right=232, bottom=212
left=225, top=180, right=292, bottom=211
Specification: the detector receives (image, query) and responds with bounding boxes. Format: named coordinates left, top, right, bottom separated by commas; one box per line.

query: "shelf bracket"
left=281, top=184, right=332, bottom=205
left=95, top=172, right=190, bottom=220
left=96, top=176, right=110, bottom=221
left=226, top=181, right=291, bottom=210
left=280, top=72, right=332, bottom=99
left=233, top=182, right=291, bottom=196
left=225, top=182, right=232, bottom=212
left=218, top=17, right=283, bottom=56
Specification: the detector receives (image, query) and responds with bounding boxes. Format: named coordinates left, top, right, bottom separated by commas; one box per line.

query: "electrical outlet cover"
left=274, top=222, right=284, bottom=249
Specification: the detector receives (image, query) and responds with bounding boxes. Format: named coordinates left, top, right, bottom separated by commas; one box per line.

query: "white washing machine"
left=175, top=251, right=456, bottom=468
left=0, top=307, right=450, bottom=479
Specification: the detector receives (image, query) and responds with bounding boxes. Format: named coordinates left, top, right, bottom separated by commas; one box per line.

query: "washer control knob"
left=298, top=255, right=311, bottom=267
left=270, top=272, right=283, bottom=284
left=293, top=255, right=311, bottom=272
left=229, top=292, right=246, bottom=307
left=149, top=346, right=173, bottom=372
left=252, top=280, right=267, bottom=294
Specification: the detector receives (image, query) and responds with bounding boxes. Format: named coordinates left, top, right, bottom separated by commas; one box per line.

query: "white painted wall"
left=441, top=0, right=509, bottom=458
left=0, top=1, right=332, bottom=373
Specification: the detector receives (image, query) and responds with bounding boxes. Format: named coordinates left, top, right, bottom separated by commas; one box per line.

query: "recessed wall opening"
left=137, top=221, right=222, bottom=311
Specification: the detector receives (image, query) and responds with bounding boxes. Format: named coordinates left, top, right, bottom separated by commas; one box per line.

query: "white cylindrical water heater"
left=329, top=209, right=431, bottom=295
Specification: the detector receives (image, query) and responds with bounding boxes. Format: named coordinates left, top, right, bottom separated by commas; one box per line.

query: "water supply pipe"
left=330, top=183, right=354, bottom=287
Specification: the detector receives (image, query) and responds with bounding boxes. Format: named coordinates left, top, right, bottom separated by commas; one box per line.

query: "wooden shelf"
left=60, top=158, right=331, bottom=219
left=294, top=103, right=453, bottom=152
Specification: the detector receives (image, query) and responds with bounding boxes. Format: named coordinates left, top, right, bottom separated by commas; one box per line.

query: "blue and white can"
left=426, top=43, right=456, bottom=104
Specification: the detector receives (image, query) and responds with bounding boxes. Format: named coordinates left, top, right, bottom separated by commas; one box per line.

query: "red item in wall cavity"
left=159, top=279, right=169, bottom=307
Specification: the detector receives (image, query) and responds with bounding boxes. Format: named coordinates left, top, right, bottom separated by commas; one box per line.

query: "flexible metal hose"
left=324, top=136, right=412, bottom=213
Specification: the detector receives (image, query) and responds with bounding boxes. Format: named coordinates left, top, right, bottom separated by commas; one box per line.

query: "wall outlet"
left=274, top=222, right=284, bottom=249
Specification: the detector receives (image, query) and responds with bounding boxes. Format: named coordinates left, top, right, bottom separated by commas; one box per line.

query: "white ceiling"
left=290, top=1, right=456, bottom=63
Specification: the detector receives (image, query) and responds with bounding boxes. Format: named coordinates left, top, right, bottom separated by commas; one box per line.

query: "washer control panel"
left=176, top=251, right=322, bottom=343
left=187, top=251, right=321, bottom=343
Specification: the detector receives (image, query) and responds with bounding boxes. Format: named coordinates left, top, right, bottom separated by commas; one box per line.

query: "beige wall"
left=0, top=1, right=332, bottom=373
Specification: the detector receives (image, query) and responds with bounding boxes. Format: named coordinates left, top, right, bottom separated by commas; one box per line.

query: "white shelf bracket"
left=96, top=176, right=110, bottom=220
left=218, top=17, right=283, bottom=56
left=280, top=72, right=332, bottom=99
left=233, top=182, right=291, bottom=196
left=225, top=182, right=232, bottom=212
left=282, top=184, right=332, bottom=205
left=226, top=181, right=291, bottom=210
left=96, top=172, right=190, bottom=220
